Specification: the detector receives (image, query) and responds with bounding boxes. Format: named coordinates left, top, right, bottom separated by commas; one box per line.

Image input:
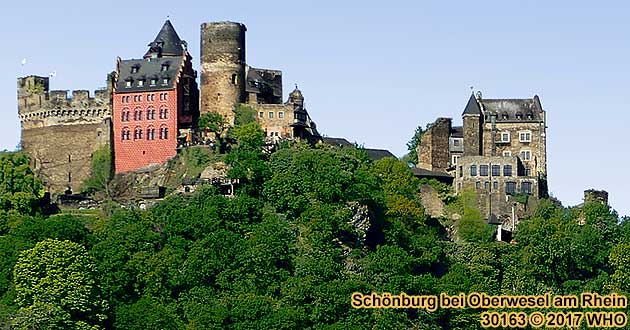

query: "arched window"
left=147, top=107, right=155, bottom=120
left=146, top=127, right=155, bottom=140
left=121, top=128, right=130, bottom=140
left=121, top=108, right=130, bottom=122
left=159, top=107, right=169, bottom=119
left=134, top=127, right=143, bottom=140
left=159, top=126, right=169, bottom=139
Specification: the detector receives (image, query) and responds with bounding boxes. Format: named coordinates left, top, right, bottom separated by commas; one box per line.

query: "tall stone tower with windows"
left=200, top=22, right=247, bottom=124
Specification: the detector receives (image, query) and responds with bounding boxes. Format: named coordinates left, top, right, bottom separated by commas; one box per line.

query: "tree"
left=198, top=112, right=226, bottom=152
left=13, top=239, right=107, bottom=328
left=82, top=145, right=113, bottom=197
left=404, top=125, right=424, bottom=166
left=0, top=152, right=43, bottom=215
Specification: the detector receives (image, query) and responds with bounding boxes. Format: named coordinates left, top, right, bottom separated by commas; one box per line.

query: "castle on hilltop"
left=17, top=19, right=320, bottom=193
left=416, top=92, right=548, bottom=231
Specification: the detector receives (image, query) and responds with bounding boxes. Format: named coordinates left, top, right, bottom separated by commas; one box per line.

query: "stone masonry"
left=18, top=75, right=112, bottom=194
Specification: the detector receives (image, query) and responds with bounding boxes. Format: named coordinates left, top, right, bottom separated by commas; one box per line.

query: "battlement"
left=18, top=75, right=112, bottom=129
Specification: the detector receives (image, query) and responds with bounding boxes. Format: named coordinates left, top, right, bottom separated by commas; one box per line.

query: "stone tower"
left=200, top=22, right=247, bottom=124
left=462, top=93, right=483, bottom=156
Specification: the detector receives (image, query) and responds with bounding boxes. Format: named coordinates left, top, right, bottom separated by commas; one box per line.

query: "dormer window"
left=125, top=80, right=133, bottom=88
left=138, top=80, right=144, bottom=87
left=161, top=64, right=169, bottom=72
left=502, top=112, right=509, bottom=120
left=526, top=112, right=534, bottom=120
left=131, top=66, right=140, bottom=74
left=162, top=78, right=169, bottom=85
left=516, top=112, right=523, bottom=120
left=150, top=78, right=157, bottom=86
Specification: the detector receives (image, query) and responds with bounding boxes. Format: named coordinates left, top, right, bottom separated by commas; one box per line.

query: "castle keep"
left=417, top=92, right=548, bottom=227
left=18, top=19, right=320, bottom=193
left=200, top=22, right=319, bottom=141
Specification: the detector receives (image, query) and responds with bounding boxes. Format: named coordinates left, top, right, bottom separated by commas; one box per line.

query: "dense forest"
left=0, top=121, right=627, bottom=329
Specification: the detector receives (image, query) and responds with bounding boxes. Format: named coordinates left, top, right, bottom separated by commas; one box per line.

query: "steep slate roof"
left=322, top=137, right=353, bottom=147
left=365, top=149, right=396, bottom=161
left=462, top=94, right=482, bottom=116
left=411, top=167, right=453, bottom=179
left=246, top=68, right=283, bottom=98
left=116, top=57, right=183, bottom=93
left=451, top=126, right=464, bottom=138
left=144, top=20, right=186, bottom=58
left=481, top=97, right=544, bottom=122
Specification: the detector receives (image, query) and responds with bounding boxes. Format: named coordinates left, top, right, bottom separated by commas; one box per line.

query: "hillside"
left=0, top=124, right=626, bottom=329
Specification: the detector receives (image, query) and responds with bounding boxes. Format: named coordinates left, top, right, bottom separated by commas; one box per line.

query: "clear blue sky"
left=2, top=0, right=628, bottom=216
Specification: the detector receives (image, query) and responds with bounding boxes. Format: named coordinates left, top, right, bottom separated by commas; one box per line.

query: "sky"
left=1, top=0, right=629, bottom=216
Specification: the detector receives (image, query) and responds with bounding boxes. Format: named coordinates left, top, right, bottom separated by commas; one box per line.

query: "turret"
left=462, top=92, right=483, bottom=156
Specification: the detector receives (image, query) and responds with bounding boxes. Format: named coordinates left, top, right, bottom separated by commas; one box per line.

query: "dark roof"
left=144, top=20, right=186, bottom=58
left=411, top=167, right=453, bottom=179
left=322, top=137, right=353, bottom=147
left=116, top=57, right=183, bottom=93
left=451, top=126, right=463, bottom=138
left=481, top=97, right=544, bottom=122
left=462, top=94, right=482, bottom=116
left=246, top=68, right=282, bottom=98
left=365, top=149, right=396, bottom=161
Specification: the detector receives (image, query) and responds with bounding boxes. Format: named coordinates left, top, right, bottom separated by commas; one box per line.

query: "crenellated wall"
left=17, top=75, right=113, bottom=194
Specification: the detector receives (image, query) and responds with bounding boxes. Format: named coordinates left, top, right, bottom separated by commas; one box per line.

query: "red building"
left=113, top=20, right=198, bottom=173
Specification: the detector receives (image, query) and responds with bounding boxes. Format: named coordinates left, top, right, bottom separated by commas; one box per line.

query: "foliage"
left=405, top=125, right=424, bottom=165
left=0, top=140, right=626, bottom=329
left=454, top=189, right=495, bottom=243
left=234, top=104, right=258, bottom=126
left=82, top=145, right=113, bottom=196
left=197, top=111, right=225, bottom=134
left=0, top=152, right=43, bottom=215
left=13, top=239, right=107, bottom=328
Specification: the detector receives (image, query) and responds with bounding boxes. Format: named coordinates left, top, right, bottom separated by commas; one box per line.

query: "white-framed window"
left=520, top=150, right=531, bottom=161
left=138, top=80, right=144, bottom=87
left=519, top=131, right=532, bottom=142
left=125, top=80, right=132, bottom=88
left=451, top=155, right=460, bottom=165
left=500, top=131, right=510, bottom=143
left=269, top=112, right=274, bottom=119
left=502, top=150, right=512, bottom=157
left=278, top=111, right=284, bottom=119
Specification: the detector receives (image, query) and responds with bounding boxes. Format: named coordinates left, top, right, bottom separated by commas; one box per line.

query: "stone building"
left=17, top=75, right=112, bottom=194
left=17, top=19, right=318, bottom=192
left=200, top=21, right=320, bottom=141
left=417, top=92, right=548, bottom=227
left=112, top=20, right=199, bottom=173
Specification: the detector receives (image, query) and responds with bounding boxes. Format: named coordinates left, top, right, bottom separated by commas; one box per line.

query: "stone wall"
left=481, top=121, right=547, bottom=177
left=417, top=118, right=451, bottom=171
left=454, top=155, right=538, bottom=224
left=22, top=121, right=111, bottom=194
left=17, top=75, right=113, bottom=194
left=463, top=114, right=482, bottom=156
left=200, top=22, right=247, bottom=124
left=249, top=103, right=295, bottom=140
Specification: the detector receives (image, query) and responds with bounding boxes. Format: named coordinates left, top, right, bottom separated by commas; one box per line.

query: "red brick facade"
left=113, top=90, right=179, bottom=173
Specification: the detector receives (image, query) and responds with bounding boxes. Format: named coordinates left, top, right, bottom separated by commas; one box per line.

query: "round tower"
left=200, top=22, right=246, bottom=124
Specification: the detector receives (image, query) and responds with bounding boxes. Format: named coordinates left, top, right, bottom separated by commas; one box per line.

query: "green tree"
left=0, top=152, right=43, bottom=215
left=13, top=239, right=107, bottom=328
left=82, top=145, right=113, bottom=196
left=404, top=125, right=424, bottom=166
